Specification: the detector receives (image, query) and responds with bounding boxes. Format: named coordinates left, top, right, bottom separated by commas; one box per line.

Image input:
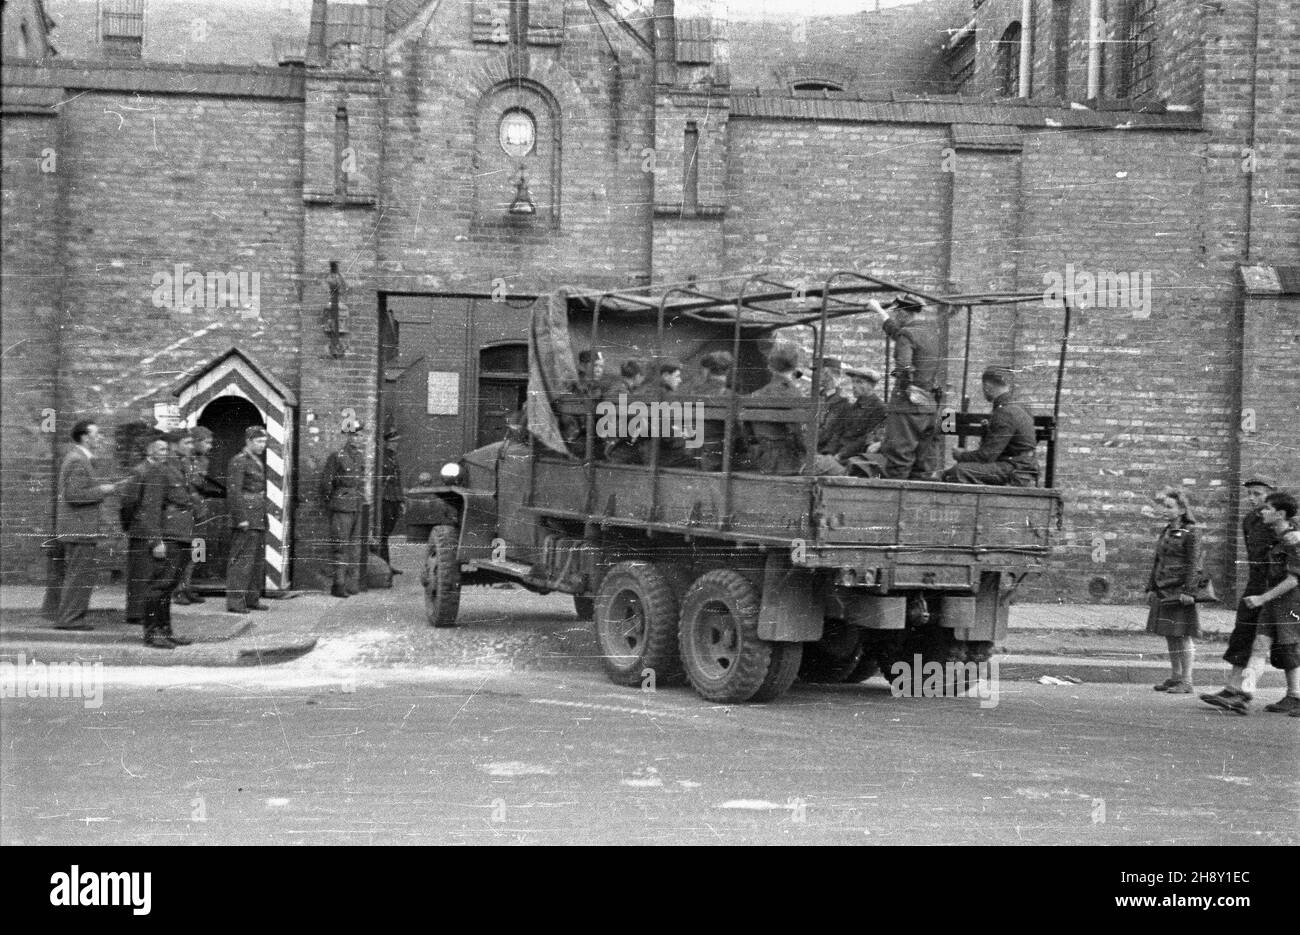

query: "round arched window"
left=499, top=109, right=536, bottom=159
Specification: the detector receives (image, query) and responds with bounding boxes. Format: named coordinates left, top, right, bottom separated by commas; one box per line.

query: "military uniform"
left=744, top=373, right=806, bottom=475
left=378, top=446, right=404, bottom=567
left=320, top=441, right=366, bottom=596
left=632, top=381, right=695, bottom=469
left=225, top=448, right=268, bottom=611
left=136, top=457, right=196, bottom=643
left=693, top=379, right=736, bottom=471
left=53, top=446, right=109, bottom=628
left=1222, top=505, right=1276, bottom=668
left=600, top=377, right=642, bottom=464
left=1144, top=517, right=1203, bottom=638
left=942, top=394, right=1039, bottom=487
left=879, top=315, right=942, bottom=479
left=173, top=451, right=220, bottom=603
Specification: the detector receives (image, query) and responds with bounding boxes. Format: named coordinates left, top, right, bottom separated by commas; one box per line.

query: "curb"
left=997, top=654, right=1285, bottom=688
left=0, top=638, right=318, bottom=667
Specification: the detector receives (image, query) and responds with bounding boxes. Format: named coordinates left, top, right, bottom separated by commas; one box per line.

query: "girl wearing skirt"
left=1145, top=488, right=1203, bottom=693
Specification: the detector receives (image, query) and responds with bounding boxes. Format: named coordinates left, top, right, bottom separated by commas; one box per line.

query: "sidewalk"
left=0, top=577, right=1280, bottom=688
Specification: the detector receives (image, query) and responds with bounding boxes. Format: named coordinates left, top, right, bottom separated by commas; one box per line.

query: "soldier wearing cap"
left=378, top=427, right=406, bottom=573
left=815, top=357, right=852, bottom=453
left=320, top=419, right=367, bottom=597
left=869, top=294, right=943, bottom=479
left=136, top=429, right=198, bottom=648
left=225, top=425, right=270, bottom=614
left=941, top=367, right=1039, bottom=487
left=692, top=351, right=737, bottom=471
left=633, top=359, right=695, bottom=468
left=174, top=425, right=224, bottom=604
left=744, top=346, right=807, bottom=475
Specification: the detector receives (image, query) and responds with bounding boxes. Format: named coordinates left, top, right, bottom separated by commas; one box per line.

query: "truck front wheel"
left=422, top=524, right=461, bottom=628
left=593, top=561, right=681, bottom=686
left=678, top=569, right=774, bottom=703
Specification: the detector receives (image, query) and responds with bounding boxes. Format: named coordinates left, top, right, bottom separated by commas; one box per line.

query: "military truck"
left=405, top=274, right=1067, bottom=703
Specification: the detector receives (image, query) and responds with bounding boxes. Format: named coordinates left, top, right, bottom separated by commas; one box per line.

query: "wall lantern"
left=323, top=259, right=349, bottom=358
left=507, top=170, right=536, bottom=216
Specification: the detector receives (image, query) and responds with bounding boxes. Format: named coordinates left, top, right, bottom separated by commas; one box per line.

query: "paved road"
left=3, top=660, right=1295, bottom=845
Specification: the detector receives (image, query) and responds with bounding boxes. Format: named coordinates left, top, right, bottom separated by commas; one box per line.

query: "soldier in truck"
left=941, top=367, right=1039, bottom=487
left=868, top=294, right=943, bottom=480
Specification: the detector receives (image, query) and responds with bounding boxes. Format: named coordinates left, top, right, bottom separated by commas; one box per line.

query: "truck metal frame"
left=406, top=273, right=1070, bottom=703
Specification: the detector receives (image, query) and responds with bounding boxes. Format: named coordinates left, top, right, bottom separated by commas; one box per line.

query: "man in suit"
left=225, top=426, right=270, bottom=614
left=135, top=429, right=198, bottom=648
left=122, top=431, right=170, bottom=625
left=320, top=420, right=366, bottom=598
left=53, top=420, right=120, bottom=630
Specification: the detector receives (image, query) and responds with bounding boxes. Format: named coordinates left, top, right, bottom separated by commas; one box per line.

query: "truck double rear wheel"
left=678, top=569, right=788, bottom=703
left=422, top=524, right=461, bottom=628
left=593, top=561, right=681, bottom=686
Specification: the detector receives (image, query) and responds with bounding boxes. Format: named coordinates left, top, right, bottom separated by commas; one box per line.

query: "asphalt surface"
left=2, top=663, right=1296, bottom=846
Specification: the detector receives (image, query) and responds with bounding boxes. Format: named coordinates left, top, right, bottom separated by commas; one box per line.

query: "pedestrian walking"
left=135, top=429, right=197, bottom=648
left=51, top=419, right=121, bottom=630
left=225, top=426, right=270, bottom=614
left=320, top=420, right=366, bottom=598
left=1204, top=489, right=1300, bottom=715
left=868, top=294, right=943, bottom=480
left=121, top=431, right=169, bottom=625
left=1145, top=487, right=1204, bottom=693
left=378, top=429, right=406, bottom=574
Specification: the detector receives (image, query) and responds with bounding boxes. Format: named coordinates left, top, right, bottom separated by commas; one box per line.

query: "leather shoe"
left=248, top=603, right=270, bottom=611
left=391, top=568, right=403, bottom=575
left=144, top=634, right=177, bottom=649
left=226, top=607, right=250, bottom=615
left=331, top=587, right=350, bottom=598
left=53, top=623, right=94, bottom=631
left=171, top=592, right=195, bottom=605
left=186, top=592, right=207, bottom=603
left=163, top=631, right=193, bottom=646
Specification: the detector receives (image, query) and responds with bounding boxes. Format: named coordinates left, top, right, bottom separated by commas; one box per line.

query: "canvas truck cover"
left=527, top=288, right=580, bottom=456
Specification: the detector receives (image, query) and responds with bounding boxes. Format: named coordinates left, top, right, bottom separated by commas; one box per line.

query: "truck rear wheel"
left=799, top=618, right=867, bottom=683
left=422, top=524, right=461, bottom=628
left=593, top=561, right=680, bottom=686
left=678, top=569, right=773, bottom=703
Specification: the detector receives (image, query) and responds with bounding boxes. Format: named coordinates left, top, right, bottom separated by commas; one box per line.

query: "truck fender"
left=757, top=550, right=825, bottom=642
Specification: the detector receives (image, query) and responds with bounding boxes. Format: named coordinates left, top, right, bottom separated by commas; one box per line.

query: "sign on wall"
left=427, top=371, right=460, bottom=415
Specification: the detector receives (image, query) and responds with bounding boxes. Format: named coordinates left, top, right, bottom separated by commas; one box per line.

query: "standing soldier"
left=123, top=431, right=170, bottom=625
left=52, top=420, right=120, bottom=630
left=320, top=419, right=366, bottom=598
left=225, top=426, right=270, bottom=614
left=378, top=428, right=405, bottom=574
left=868, top=294, right=943, bottom=480
left=174, top=425, right=223, bottom=604
left=135, top=430, right=196, bottom=648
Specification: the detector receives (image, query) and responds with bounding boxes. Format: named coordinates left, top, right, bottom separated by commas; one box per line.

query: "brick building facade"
left=2, top=0, right=1296, bottom=602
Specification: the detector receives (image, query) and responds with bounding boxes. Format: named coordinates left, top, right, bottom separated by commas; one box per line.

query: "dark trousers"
left=750, top=437, right=803, bottom=475
left=144, top=541, right=186, bottom=636
left=379, top=501, right=402, bottom=565
left=126, top=537, right=151, bottom=622
left=943, top=459, right=1038, bottom=487
left=880, top=407, right=940, bottom=479
left=41, top=540, right=65, bottom=620
left=226, top=528, right=265, bottom=610
left=329, top=510, right=362, bottom=594
left=55, top=541, right=99, bottom=627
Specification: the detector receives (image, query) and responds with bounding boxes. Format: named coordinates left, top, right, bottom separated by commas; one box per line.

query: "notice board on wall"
left=427, top=371, right=460, bottom=415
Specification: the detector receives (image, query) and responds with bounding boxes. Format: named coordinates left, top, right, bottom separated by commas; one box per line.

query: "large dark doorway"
left=193, top=396, right=264, bottom=585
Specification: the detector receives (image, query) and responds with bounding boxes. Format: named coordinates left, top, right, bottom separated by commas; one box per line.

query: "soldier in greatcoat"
left=320, top=420, right=367, bottom=598
left=225, top=426, right=270, bottom=614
